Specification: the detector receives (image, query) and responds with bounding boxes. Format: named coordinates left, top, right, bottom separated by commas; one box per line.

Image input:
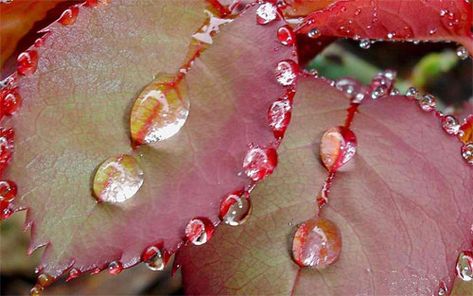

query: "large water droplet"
left=58, top=6, right=79, bottom=26
left=275, top=60, right=297, bottom=86
left=130, top=74, right=189, bottom=145
left=292, top=217, right=342, bottom=269
left=93, top=154, right=144, bottom=203
left=461, top=143, right=473, bottom=165
left=441, top=115, right=460, bottom=135
left=17, top=50, right=38, bottom=76
left=268, top=99, right=291, bottom=139
left=456, top=251, right=473, bottom=281
left=419, top=94, right=436, bottom=112
left=456, top=46, right=469, bottom=60
left=142, top=245, right=166, bottom=271
left=108, top=261, right=123, bottom=275
left=256, top=2, right=277, bottom=25
left=277, top=25, right=295, bottom=46
left=242, top=146, right=278, bottom=181
left=320, top=126, right=357, bottom=172
left=185, top=217, right=215, bottom=246
left=0, top=87, right=21, bottom=116
left=219, top=191, right=251, bottom=226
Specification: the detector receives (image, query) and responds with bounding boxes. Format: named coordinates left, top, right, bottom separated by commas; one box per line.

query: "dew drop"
left=405, top=87, right=420, bottom=98
left=0, top=199, right=14, bottom=220
left=441, top=115, right=460, bottom=135
left=142, top=245, right=166, bottom=271
left=0, top=180, right=17, bottom=202
left=461, top=143, right=473, bottom=165
left=275, top=60, right=298, bottom=86
left=386, top=32, right=395, bottom=39
left=108, top=261, right=123, bottom=275
left=0, top=128, right=14, bottom=165
left=320, top=126, right=357, bottom=172
left=369, top=70, right=396, bottom=100
left=17, top=50, right=38, bottom=76
left=390, top=88, right=401, bottom=96
left=66, top=268, right=80, bottom=281
left=277, top=25, right=295, bottom=46
left=456, top=251, right=473, bottom=281
left=268, top=99, right=292, bottom=139
left=292, top=217, right=342, bottom=269
left=93, top=154, right=144, bottom=203
left=219, top=191, right=251, bottom=226
left=30, top=285, right=43, bottom=296
left=242, top=146, right=278, bottom=181
left=185, top=217, right=215, bottom=246
left=58, top=6, right=79, bottom=26
left=459, top=115, right=473, bottom=143
left=456, top=46, right=469, bottom=60
left=37, top=273, right=54, bottom=288
left=308, top=28, right=321, bottom=39
left=130, top=74, right=189, bottom=145
left=335, top=78, right=367, bottom=103
left=419, top=94, right=436, bottom=112
left=359, top=39, right=371, bottom=49
left=1, top=87, right=21, bottom=116
left=437, top=281, right=448, bottom=296
left=256, top=2, right=277, bottom=25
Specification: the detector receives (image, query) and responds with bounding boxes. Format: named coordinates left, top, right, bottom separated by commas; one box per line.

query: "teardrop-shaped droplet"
left=108, top=261, right=123, bottom=275
left=419, top=94, right=436, bottom=112
left=277, top=25, right=295, bottom=46
left=0, top=180, right=17, bottom=202
left=66, top=268, right=81, bottom=281
left=1, top=87, right=21, bottom=115
left=456, top=251, right=473, bottom=281
left=441, top=115, right=460, bottom=135
left=142, top=245, right=166, bottom=271
left=93, top=154, right=144, bottom=203
left=275, top=60, right=298, bottom=86
left=256, top=2, right=277, bottom=25
left=219, top=191, right=251, bottom=226
left=308, top=28, right=321, bottom=39
left=292, top=217, right=342, bottom=269
left=242, top=146, right=278, bottom=181
left=185, top=217, right=215, bottom=246
left=320, top=126, right=357, bottom=172
left=17, top=50, right=38, bottom=76
left=461, top=143, right=473, bottom=165
left=130, top=74, right=189, bottom=145
left=268, top=99, right=291, bottom=139
left=58, top=6, right=79, bottom=26
left=456, top=46, right=469, bottom=60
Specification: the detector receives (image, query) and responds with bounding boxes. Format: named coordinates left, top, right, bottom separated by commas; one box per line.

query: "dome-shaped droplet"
left=369, top=70, right=396, bottom=100
left=93, top=154, right=144, bottom=203
left=17, top=50, right=38, bottom=76
left=108, top=261, right=123, bottom=275
left=268, top=99, right=291, bottom=139
left=419, top=94, right=436, bottom=112
left=130, top=74, right=189, bottom=145
left=292, top=217, right=342, bottom=269
left=0, top=128, right=14, bottom=165
left=441, top=115, right=460, bottom=135
left=1, top=87, right=21, bottom=116
left=185, top=217, right=215, bottom=246
left=219, top=191, right=252, bottom=226
left=142, top=245, right=166, bottom=271
left=437, top=281, right=448, bottom=296
left=256, top=2, right=277, bottom=25
left=243, top=146, right=278, bottom=181
left=58, top=6, right=79, bottom=25
left=461, top=143, right=473, bottom=165
left=277, top=25, right=295, bottom=46
left=456, top=46, right=468, bottom=60
left=335, top=78, right=367, bottom=103
left=459, top=115, right=473, bottom=144
left=359, top=39, right=371, bottom=49
left=320, top=126, right=357, bottom=172
left=0, top=199, right=14, bottom=220
left=308, top=28, right=321, bottom=39
left=456, top=251, right=473, bottom=281
left=405, top=87, right=420, bottom=98
left=275, top=60, right=298, bottom=86
left=0, top=180, right=17, bottom=202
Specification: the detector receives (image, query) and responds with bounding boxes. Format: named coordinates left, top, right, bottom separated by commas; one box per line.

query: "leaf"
left=179, top=76, right=473, bottom=295
left=295, top=0, right=473, bottom=54
left=4, top=1, right=296, bottom=279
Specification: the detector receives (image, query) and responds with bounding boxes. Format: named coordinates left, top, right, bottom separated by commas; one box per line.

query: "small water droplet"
left=93, top=154, right=144, bottom=203
left=130, top=74, right=189, bottom=145
left=0, top=180, right=17, bottom=202
left=277, top=25, right=295, bottom=46
left=320, top=126, right=357, bottom=172
left=142, top=245, right=166, bottom=271
left=459, top=115, right=473, bottom=143
left=292, top=217, right=342, bottom=269
left=66, top=268, right=80, bottom=281
left=437, top=281, right=448, bottom=296
left=58, top=6, right=79, bottom=25
left=37, top=273, right=54, bottom=288
left=268, top=99, right=291, bottom=139
left=390, top=88, right=401, bottom=96
left=386, top=32, right=395, bottom=39
left=456, top=251, right=473, bottom=281
left=185, top=217, right=215, bottom=246
left=354, top=8, right=361, bottom=15
left=275, top=60, right=298, bottom=86
left=1, top=87, right=21, bottom=115
left=30, top=285, right=43, bottom=296
left=441, top=115, right=460, bottom=135
left=359, top=39, right=371, bottom=49
left=461, top=143, right=473, bottom=165
left=219, top=191, right=251, bottom=226
left=419, top=94, right=436, bottom=112
left=456, top=46, right=469, bottom=60
left=335, top=78, right=367, bottom=103
left=242, top=146, right=278, bottom=181
left=405, top=87, right=420, bottom=98
left=108, top=261, right=123, bottom=275
left=429, top=28, right=438, bottom=35
left=0, top=128, right=14, bottom=165
left=17, top=50, right=38, bottom=76
left=307, top=28, right=321, bottom=39
left=256, top=2, right=277, bottom=25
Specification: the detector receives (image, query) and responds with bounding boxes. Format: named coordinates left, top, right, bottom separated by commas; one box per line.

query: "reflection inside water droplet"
left=142, top=245, right=166, bottom=271
left=461, top=143, right=473, bottom=165
left=441, top=115, right=460, bottom=135
left=320, top=126, right=357, bottom=172
left=456, top=46, right=469, bottom=60
left=185, top=217, right=215, bottom=246
left=256, top=2, right=277, bottom=25
left=108, top=261, right=123, bottom=275
left=219, top=191, right=252, bottom=226
left=456, top=251, right=473, bottom=281
left=275, top=60, right=298, bottom=86
left=93, top=154, right=144, bottom=203
left=243, top=146, right=278, bottom=181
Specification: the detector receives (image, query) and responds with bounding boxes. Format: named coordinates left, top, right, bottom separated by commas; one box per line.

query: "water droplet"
left=359, top=39, right=371, bottom=49
left=386, top=32, right=395, bottom=39
left=456, top=46, right=469, bottom=60
left=256, top=2, right=277, bottom=25
left=66, top=268, right=80, bottom=281
left=456, top=251, right=473, bottom=281
left=93, top=154, right=144, bottom=203
left=37, top=273, right=54, bottom=288
left=277, top=25, right=295, bottom=46
left=268, top=99, right=292, bottom=139
left=0, top=180, right=17, bottom=202
left=192, top=11, right=232, bottom=45
left=292, top=217, right=342, bottom=269
left=429, top=28, right=438, bottom=35
left=419, top=94, right=436, bottom=112
left=58, top=6, right=79, bottom=26
left=390, top=88, right=401, bottom=96
left=275, top=60, right=298, bottom=86
left=461, top=143, right=473, bottom=165
left=0, top=87, right=21, bottom=115
left=354, top=8, right=361, bottom=15
left=437, top=281, right=448, bottom=296
left=30, top=285, right=43, bottom=296
left=17, top=50, right=38, bottom=76
left=0, top=199, right=14, bottom=220
left=308, top=28, right=321, bottom=39
left=185, top=217, right=215, bottom=246
left=335, top=78, right=367, bottom=103
left=242, top=146, right=278, bottom=181
left=369, top=70, right=396, bottom=100
left=142, top=245, right=166, bottom=271
left=405, top=87, right=420, bottom=98
left=219, top=191, right=251, bottom=226
left=320, top=126, right=357, bottom=172
left=108, top=261, right=123, bottom=275
left=459, top=115, right=473, bottom=143
left=0, top=128, right=14, bottom=165
left=130, top=74, right=189, bottom=145
left=441, top=115, right=460, bottom=135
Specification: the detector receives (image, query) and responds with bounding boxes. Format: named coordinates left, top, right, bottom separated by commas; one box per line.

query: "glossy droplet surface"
left=369, top=70, right=396, bottom=100
left=142, top=245, right=166, bottom=271
left=405, top=87, right=420, bottom=98
left=461, top=143, right=473, bottom=165
left=456, top=251, right=473, bottom=281
left=277, top=25, right=295, bottom=46
left=359, top=39, right=371, bottom=49
left=17, top=50, right=38, bottom=76
left=0, top=128, right=14, bottom=167
left=292, top=217, right=342, bottom=269
left=335, top=78, right=367, bottom=103
left=441, top=115, right=460, bottom=135
left=256, top=2, right=277, bottom=25
left=58, top=6, right=79, bottom=25
left=130, top=74, right=189, bottom=145
left=185, top=217, right=215, bottom=246
left=93, top=154, right=144, bottom=203
left=308, top=28, right=321, bottom=38
left=243, top=146, right=277, bottom=181
left=219, top=191, right=251, bottom=226
left=0, top=180, right=17, bottom=202
left=108, top=261, right=123, bottom=275
left=459, top=115, right=473, bottom=144
left=419, top=94, right=436, bottom=111
left=66, top=268, right=80, bottom=281
left=1, top=87, right=21, bottom=115
left=456, top=46, right=468, bottom=60
left=275, top=60, right=297, bottom=86
left=268, top=99, right=291, bottom=139
left=320, top=126, right=357, bottom=171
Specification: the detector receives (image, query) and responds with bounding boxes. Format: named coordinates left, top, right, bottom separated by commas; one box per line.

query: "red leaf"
left=179, top=76, right=473, bottom=295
